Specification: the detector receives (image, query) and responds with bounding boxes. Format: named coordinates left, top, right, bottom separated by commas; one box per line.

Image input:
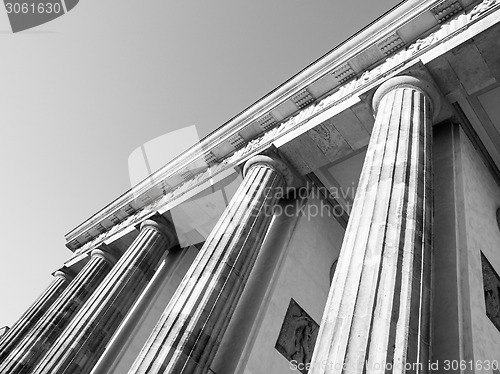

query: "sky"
left=0, top=0, right=402, bottom=327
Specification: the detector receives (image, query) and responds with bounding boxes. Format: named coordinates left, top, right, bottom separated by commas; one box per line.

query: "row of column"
left=0, top=219, right=174, bottom=374
left=0, top=75, right=438, bottom=374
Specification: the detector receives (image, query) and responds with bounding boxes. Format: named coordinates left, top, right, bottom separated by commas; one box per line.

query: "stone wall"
left=432, top=122, right=500, bottom=372
left=460, top=126, right=500, bottom=364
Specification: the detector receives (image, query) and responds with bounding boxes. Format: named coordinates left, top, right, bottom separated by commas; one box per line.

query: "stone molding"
left=65, top=0, right=500, bottom=253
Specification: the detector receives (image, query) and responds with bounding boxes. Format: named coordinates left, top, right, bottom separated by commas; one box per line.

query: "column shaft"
left=31, top=219, right=173, bottom=374
left=0, top=250, right=115, bottom=374
left=0, top=271, right=72, bottom=362
left=309, top=77, right=435, bottom=374
left=128, top=157, right=288, bottom=374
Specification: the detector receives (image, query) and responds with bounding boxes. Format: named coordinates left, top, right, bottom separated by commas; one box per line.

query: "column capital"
left=91, top=247, right=119, bottom=266
left=52, top=269, right=75, bottom=283
left=140, top=219, right=175, bottom=246
left=243, top=155, right=296, bottom=189
left=372, top=75, right=441, bottom=119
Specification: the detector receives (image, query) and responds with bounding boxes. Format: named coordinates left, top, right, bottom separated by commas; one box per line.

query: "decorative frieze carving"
left=275, top=299, right=319, bottom=374
left=308, top=121, right=351, bottom=160
left=408, top=31, right=440, bottom=56
left=470, top=0, right=499, bottom=20
left=481, top=252, right=500, bottom=331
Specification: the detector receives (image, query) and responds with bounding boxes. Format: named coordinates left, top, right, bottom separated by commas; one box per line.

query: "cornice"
left=65, top=0, right=499, bottom=252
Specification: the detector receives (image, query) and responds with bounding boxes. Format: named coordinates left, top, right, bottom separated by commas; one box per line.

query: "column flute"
left=309, top=75, right=439, bottom=374
left=128, top=154, right=295, bottom=374
left=0, top=269, right=73, bottom=362
left=31, top=218, right=175, bottom=374
left=0, top=247, right=118, bottom=374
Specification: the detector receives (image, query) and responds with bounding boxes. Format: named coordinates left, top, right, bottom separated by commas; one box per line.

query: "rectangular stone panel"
left=275, top=298, right=319, bottom=374
left=481, top=252, right=500, bottom=332
left=307, top=121, right=352, bottom=161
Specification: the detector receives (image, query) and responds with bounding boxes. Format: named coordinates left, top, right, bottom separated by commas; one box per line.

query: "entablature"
left=65, top=0, right=500, bottom=254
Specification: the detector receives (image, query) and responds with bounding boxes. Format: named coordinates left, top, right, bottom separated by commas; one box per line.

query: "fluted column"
left=0, top=248, right=117, bottom=374
left=127, top=155, right=293, bottom=374
left=0, top=270, right=73, bottom=362
left=32, top=218, right=175, bottom=374
left=309, top=76, right=439, bottom=374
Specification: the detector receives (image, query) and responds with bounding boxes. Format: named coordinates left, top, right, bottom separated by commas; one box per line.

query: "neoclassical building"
left=2, top=0, right=500, bottom=373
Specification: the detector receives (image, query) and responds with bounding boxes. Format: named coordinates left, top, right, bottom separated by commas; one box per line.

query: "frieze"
left=213, top=0, right=500, bottom=171
left=70, top=0, right=500, bottom=251
left=470, top=0, right=499, bottom=20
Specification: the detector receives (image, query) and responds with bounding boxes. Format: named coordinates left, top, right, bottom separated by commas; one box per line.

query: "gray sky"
left=0, top=0, right=401, bottom=327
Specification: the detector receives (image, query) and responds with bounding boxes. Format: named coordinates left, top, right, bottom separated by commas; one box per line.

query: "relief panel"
left=482, top=252, right=500, bottom=332
left=275, top=298, right=319, bottom=373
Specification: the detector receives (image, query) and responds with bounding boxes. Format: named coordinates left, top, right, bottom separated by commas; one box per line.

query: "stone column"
left=0, top=248, right=117, bottom=374
left=31, top=218, right=175, bottom=374
left=126, top=155, right=292, bottom=374
left=309, top=76, right=439, bottom=374
left=0, top=270, right=73, bottom=362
